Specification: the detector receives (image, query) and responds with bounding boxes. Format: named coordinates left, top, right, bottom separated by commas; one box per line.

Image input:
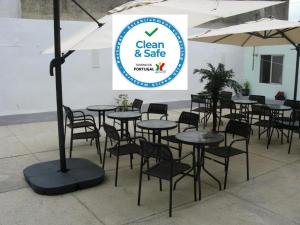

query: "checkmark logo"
left=145, top=28, right=158, bottom=37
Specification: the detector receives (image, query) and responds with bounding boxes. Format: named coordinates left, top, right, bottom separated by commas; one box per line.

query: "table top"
left=176, top=131, right=224, bottom=145
left=233, top=99, right=257, bottom=104
left=137, top=119, right=177, bottom=131
left=255, top=103, right=292, bottom=111
left=86, top=105, right=117, bottom=112
left=107, top=111, right=141, bottom=120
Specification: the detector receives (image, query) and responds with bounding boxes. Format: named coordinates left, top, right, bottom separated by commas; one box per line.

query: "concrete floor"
left=0, top=108, right=300, bottom=225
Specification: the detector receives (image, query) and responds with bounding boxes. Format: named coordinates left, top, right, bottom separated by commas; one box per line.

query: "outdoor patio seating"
left=63, top=105, right=102, bottom=163
left=161, top=111, right=199, bottom=158
left=138, top=140, right=195, bottom=217
left=204, top=120, right=251, bottom=189
left=103, top=123, right=145, bottom=187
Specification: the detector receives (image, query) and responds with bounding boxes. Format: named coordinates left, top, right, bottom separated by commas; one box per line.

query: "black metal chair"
left=218, top=92, right=242, bottom=129
left=116, top=98, right=143, bottom=112
left=103, top=123, right=145, bottom=187
left=248, top=95, right=269, bottom=136
left=143, top=103, right=168, bottom=120
left=161, top=111, right=199, bottom=158
left=249, top=95, right=266, bottom=120
left=138, top=140, right=195, bottom=217
left=63, top=105, right=102, bottom=163
left=204, top=120, right=251, bottom=189
left=190, top=94, right=211, bottom=128
left=274, top=109, right=300, bottom=154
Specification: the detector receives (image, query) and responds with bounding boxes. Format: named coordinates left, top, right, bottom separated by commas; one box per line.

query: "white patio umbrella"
left=189, top=18, right=300, bottom=100
left=43, top=0, right=284, bottom=54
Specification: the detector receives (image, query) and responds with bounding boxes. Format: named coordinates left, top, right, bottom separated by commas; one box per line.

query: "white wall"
left=0, top=18, right=243, bottom=116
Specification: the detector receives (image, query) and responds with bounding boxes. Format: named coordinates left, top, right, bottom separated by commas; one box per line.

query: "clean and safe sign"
left=112, top=15, right=187, bottom=90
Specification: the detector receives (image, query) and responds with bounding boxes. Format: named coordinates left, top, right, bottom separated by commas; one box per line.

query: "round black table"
left=176, top=131, right=224, bottom=200
left=87, top=105, right=117, bottom=130
left=233, top=99, right=257, bottom=122
left=107, top=111, right=141, bottom=139
left=137, top=119, right=177, bottom=143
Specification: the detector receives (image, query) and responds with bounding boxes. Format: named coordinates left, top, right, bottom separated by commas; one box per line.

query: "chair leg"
left=115, top=153, right=120, bottom=187
left=159, top=178, right=162, bottom=191
left=288, top=130, right=294, bottom=154
left=224, top=157, right=229, bottom=190
left=69, top=129, right=73, bottom=158
left=169, top=178, right=173, bottom=217
left=102, top=136, right=108, bottom=169
left=64, top=116, right=67, bottom=143
left=193, top=150, right=197, bottom=201
left=147, top=158, right=150, bottom=180
left=130, top=154, right=133, bottom=169
left=246, top=150, right=249, bottom=181
left=138, top=160, right=143, bottom=206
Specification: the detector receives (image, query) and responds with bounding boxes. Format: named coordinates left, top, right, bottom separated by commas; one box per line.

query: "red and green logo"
left=155, top=62, right=165, bottom=73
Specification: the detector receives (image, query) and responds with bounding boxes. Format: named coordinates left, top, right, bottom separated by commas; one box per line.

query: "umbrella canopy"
left=43, top=0, right=284, bottom=54
left=189, top=18, right=300, bottom=100
left=189, top=18, right=300, bottom=46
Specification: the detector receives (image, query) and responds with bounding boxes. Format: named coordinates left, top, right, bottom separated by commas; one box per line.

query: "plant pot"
left=241, top=88, right=250, bottom=96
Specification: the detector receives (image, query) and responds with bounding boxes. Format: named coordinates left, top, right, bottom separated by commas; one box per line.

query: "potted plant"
left=115, top=94, right=132, bottom=111
left=275, top=91, right=285, bottom=100
left=194, top=63, right=242, bottom=131
left=241, top=81, right=250, bottom=96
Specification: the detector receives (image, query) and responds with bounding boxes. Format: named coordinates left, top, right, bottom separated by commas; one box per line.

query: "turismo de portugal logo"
left=112, top=15, right=188, bottom=90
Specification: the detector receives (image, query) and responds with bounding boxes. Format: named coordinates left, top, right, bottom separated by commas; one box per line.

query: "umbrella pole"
left=53, top=0, right=67, bottom=172
left=293, top=45, right=300, bottom=101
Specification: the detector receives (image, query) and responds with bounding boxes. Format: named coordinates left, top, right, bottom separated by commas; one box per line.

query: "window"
left=260, top=55, right=283, bottom=84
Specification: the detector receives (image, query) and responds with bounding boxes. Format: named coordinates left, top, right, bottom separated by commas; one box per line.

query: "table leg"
left=120, top=121, right=124, bottom=139
left=98, top=111, right=102, bottom=130
left=158, top=131, right=162, bottom=144
left=125, top=120, right=129, bottom=140
left=102, top=111, right=106, bottom=127
left=196, top=145, right=202, bottom=201
left=152, top=130, right=156, bottom=143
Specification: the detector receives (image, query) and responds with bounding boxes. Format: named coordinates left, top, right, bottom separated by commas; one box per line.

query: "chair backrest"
left=178, top=111, right=199, bottom=128
left=219, top=98, right=235, bottom=109
left=220, top=91, right=232, bottom=100
left=191, top=94, right=206, bottom=104
left=103, top=123, right=120, bottom=142
left=132, top=99, right=143, bottom=111
left=225, top=120, right=251, bottom=139
left=147, top=103, right=168, bottom=115
left=63, top=105, right=74, bottom=122
left=249, top=95, right=265, bottom=104
left=284, top=99, right=300, bottom=110
left=139, top=140, right=173, bottom=161
left=291, top=110, right=300, bottom=122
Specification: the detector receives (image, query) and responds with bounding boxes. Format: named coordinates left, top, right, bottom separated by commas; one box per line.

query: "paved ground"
left=0, top=108, right=300, bottom=225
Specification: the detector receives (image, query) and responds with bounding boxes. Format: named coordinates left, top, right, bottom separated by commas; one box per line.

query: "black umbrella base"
left=23, top=158, right=105, bottom=195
